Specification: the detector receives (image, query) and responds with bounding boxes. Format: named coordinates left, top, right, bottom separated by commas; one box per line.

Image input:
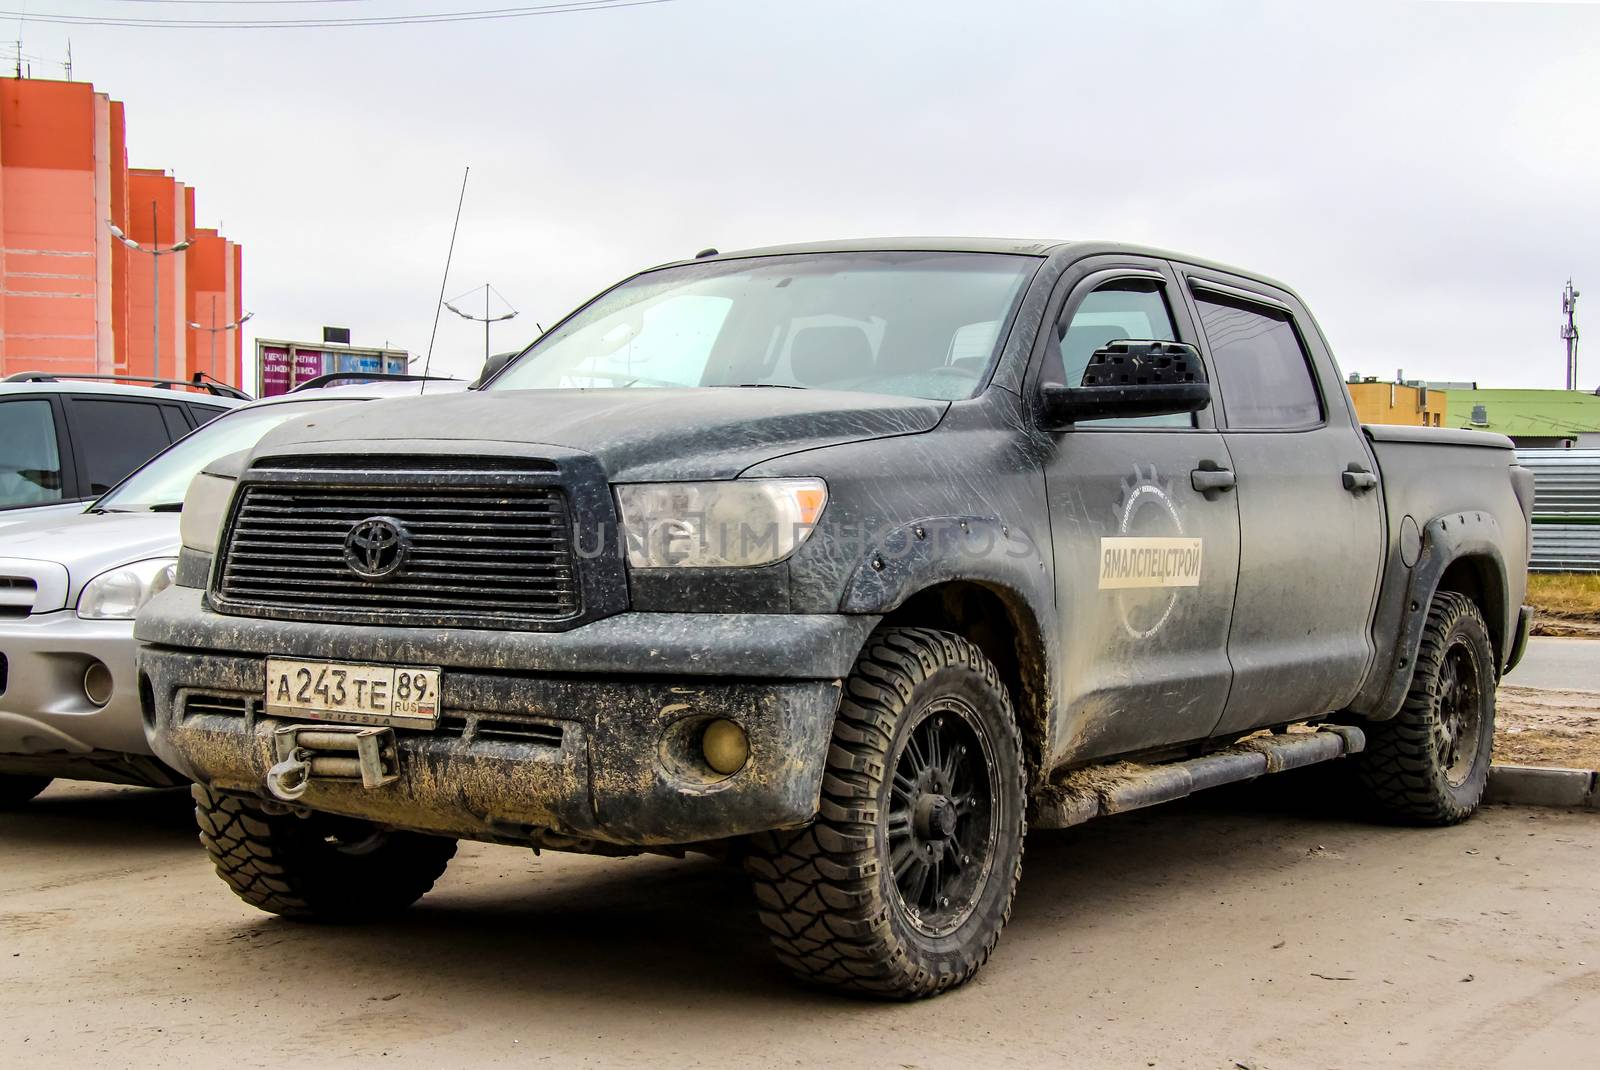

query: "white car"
left=0, top=379, right=464, bottom=806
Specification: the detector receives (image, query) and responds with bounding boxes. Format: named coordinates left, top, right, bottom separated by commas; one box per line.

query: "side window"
left=1050, top=279, right=1191, bottom=428
left=64, top=398, right=175, bottom=495
left=0, top=399, right=65, bottom=509
left=1193, top=292, right=1323, bottom=430
left=187, top=403, right=228, bottom=427
left=160, top=404, right=193, bottom=440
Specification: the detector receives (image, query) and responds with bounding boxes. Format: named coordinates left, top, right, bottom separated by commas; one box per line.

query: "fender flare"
left=837, top=515, right=1053, bottom=617
left=1356, top=510, right=1509, bottom=722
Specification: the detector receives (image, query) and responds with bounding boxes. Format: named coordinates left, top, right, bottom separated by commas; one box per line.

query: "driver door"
left=1037, top=258, right=1242, bottom=762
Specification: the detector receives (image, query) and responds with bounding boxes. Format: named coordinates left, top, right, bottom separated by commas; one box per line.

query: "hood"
left=0, top=510, right=180, bottom=609
left=0, top=501, right=86, bottom=533
left=247, top=387, right=948, bottom=481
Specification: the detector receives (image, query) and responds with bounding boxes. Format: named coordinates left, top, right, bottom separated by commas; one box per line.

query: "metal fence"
left=1517, top=449, right=1600, bottom=572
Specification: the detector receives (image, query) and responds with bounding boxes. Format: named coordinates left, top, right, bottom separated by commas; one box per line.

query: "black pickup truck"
left=138, top=239, right=1534, bottom=998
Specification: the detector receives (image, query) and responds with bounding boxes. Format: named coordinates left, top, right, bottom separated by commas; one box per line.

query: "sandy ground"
left=1496, top=636, right=1600, bottom=770
left=1495, top=685, right=1600, bottom=769
left=3, top=781, right=1598, bottom=1070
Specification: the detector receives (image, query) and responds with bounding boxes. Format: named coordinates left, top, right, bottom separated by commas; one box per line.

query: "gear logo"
left=1104, top=465, right=1198, bottom=639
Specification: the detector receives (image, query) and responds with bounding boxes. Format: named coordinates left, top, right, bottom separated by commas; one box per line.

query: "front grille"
left=0, top=576, right=36, bottom=618
left=0, top=652, right=8, bottom=696
left=215, top=481, right=580, bottom=627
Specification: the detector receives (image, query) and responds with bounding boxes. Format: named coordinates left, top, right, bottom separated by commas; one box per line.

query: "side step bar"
left=1031, top=726, right=1366, bottom=829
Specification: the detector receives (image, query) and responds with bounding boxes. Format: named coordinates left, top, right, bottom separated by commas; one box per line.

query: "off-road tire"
left=1356, top=591, right=1497, bottom=826
left=746, top=627, right=1026, bottom=999
left=0, top=774, right=51, bottom=809
left=193, top=784, right=457, bottom=920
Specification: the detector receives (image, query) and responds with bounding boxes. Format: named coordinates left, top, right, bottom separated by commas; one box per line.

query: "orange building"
left=1346, top=378, right=1447, bottom=427
left=0, top=76, right=242, bottom=386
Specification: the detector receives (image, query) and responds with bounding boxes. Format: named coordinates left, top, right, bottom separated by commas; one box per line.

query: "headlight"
left=78, top=557, right=178, bottom=620
left=178, top=472, right=237, bottom=555
left=615, top=478, right=828, bottom=568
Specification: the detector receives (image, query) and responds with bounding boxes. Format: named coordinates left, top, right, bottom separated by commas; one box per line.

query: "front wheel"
left=1355, top=591, right=1497, bottom=825
left=193, top=785, right=457, bottom=921
left=746, top=627, right=1026, bottom=998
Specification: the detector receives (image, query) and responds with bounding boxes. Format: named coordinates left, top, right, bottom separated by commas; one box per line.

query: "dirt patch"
left=1495, top=684, right=1600, bottom=770
left=1533, top=618, right=1600, bottom=639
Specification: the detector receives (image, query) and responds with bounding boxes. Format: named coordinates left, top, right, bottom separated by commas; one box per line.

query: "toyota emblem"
left=343, top=516, right=410, bottom=580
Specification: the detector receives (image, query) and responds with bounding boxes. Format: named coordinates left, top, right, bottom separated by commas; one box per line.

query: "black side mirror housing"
left=471, top=349, right=520, bottom=389
left=1039, top=340, right=1211, bottom=427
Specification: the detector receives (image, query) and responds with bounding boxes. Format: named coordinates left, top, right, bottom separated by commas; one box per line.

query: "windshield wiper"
left=720, top=383, right=806, bottom=389
left=146, top=503, right=184, bottom=512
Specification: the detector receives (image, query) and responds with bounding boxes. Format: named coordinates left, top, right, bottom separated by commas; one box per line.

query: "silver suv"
left=0, top=373, right=250, bottom=532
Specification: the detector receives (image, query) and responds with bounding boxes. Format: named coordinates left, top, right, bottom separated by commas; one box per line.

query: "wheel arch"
left=875, top=578, right=1052, bottom=782
left=1351, top=509, right=1512, bottom=722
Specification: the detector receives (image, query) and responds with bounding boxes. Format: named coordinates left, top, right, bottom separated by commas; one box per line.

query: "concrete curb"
left=1486, top=764, right=1599, bottom=809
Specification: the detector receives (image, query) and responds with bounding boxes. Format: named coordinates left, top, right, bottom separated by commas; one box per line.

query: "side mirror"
left=471, top=349, right=519, bottom=389
left=1039, top=340, right=1211, bottom=427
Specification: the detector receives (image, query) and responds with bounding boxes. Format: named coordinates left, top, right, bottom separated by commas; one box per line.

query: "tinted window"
left=1194, top=293, right=1322, bottom=430
left=1049, top=279, right=1191, bottom=428
left=188, top=403, right=228, bottom=427
left=0, top=399, right=65, bottom=508
left=159, top=404, right=192, bottom=440
left=65, top=398, right=176, bottom=495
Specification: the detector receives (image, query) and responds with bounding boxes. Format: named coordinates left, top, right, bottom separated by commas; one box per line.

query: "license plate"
left=265, top=658, right=441, bottom=730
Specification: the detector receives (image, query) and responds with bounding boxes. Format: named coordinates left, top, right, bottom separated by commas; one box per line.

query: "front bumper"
left=138, top=587, right=870, bottom=847
left=0, top=610, right=147, bottom=756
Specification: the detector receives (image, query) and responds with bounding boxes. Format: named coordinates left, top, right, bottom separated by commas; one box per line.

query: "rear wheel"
left=746, top=627, right=1026, bottom=998
left=193, top=784, right=457, bottom=920
left=1356, top=591, right=1496, bottom=825
left=0, top=774, right=51, bottom=809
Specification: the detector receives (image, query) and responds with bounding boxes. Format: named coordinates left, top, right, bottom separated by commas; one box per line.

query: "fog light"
left=702, top=719, right=749, bottom=775
left=84, top=660, right=114, bottom=707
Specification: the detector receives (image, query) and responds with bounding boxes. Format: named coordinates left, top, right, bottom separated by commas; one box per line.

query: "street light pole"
left=108, top=207, right=193, bottom=379
left=444, top=283, right=518, bottom=370
left=151, top=201, right=159, bottom=370
left=187, top=302, right=254, bottom=379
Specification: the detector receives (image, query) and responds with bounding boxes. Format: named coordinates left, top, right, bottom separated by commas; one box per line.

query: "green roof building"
left=1443, top=388, right=1600, bottom=448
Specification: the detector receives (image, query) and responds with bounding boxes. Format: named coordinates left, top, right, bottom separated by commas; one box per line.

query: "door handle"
left=1342, top=463, right=1378, bottom=493
left=1191, top=463, right=1236, bottom=498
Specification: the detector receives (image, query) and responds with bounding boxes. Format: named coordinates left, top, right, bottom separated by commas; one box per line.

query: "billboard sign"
left=260, top=346, right=292, bottom=396
left=256, top=339, right=411, bottom=397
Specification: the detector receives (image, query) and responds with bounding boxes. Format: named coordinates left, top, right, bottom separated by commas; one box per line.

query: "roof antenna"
left=420, top=166, right=469, bottom=394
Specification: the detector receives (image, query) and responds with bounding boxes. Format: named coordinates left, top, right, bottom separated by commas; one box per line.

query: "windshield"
left=93, top=400, right=346, bottom=512
left=488, top=251, right=1040, bottom=402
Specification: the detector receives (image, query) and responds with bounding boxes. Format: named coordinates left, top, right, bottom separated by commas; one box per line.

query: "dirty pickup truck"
left=138, top=239, right=1534, bottom=998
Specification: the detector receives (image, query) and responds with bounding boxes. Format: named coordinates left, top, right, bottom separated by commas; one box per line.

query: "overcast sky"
left=19, top=0, right=1599, bottom=390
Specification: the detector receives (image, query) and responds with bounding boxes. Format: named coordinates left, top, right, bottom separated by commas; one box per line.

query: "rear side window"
left=0, top=399, right=65, bottom=508
left=1193, top=292, right=1322, bottom=430
left=64, top=398, right=177, bottom=495
left=188, top=403, right=228, bottom=427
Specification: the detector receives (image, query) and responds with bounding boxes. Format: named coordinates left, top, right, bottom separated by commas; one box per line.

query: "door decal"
left=1100, top=466, right=1203, bottom=638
